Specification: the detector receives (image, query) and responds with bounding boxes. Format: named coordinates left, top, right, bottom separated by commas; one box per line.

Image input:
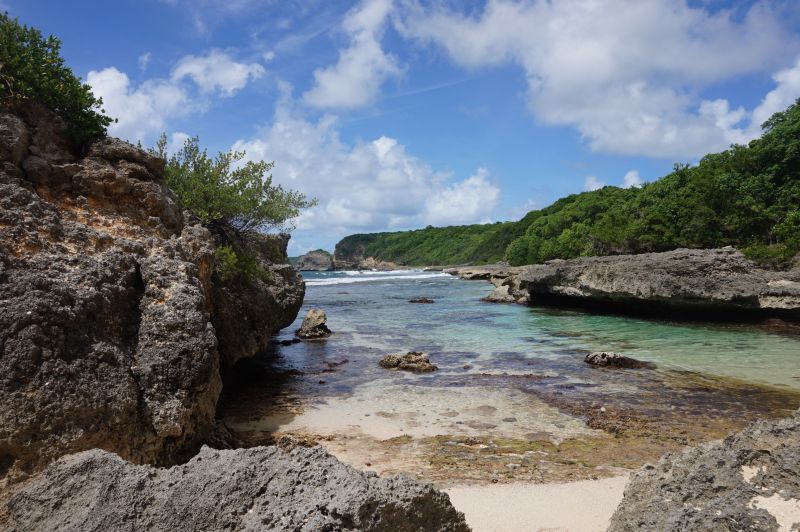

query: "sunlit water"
left=294, top=269, right=800, bottom=389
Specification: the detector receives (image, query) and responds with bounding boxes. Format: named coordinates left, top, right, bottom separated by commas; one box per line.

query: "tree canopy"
left=0, top=12, right=113, bottom=147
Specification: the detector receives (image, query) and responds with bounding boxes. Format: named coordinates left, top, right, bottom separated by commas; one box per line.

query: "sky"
left=7, top=0, right=800, bottom=254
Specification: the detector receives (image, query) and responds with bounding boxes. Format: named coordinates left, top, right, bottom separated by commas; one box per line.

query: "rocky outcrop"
left=1, top=444, right=469, bottom=532
left=0, top=107, right=303, bottom=480
left=211, top=232, right=304, bottom=367
left=379, top=352, right=438, bottom=373
left=445, top=265, right=529, bottom=304
left=296, top=249, right=333, bottom=271
left=584, top=352, right=655, bottom=369
left=448, top=250, right=800, bottom=319
left=295, top=308, right=332, bottom=339
left=520, top=247, right=800, bottom=319
left=609, top=409, right=800, bottom=531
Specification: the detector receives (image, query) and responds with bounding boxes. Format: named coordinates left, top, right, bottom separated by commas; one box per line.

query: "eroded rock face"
left=609, top=410, right=800, bottom=532
left=379, top=352, right=438, bottom=373
left=212, top=232, right=305, bottom=367
left=0, top=107, right=303, bottom=480
left=295, top=308, right=332, bottom=340
left=296, top=249, right=333, bottom=271
left=518, top=248, right=800, bottom=319
left=0, top=445, right=470, bottom=532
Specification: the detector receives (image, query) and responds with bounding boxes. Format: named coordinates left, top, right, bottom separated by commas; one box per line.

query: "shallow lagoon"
left=221, top=269, right=800, bottom=485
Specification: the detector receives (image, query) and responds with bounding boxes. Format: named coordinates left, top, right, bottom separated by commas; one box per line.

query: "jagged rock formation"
left=295, top=308, right=332, bottom=340
left=296, top=249, right=333, bottom=271
left=0, top=444, right=469, bottom=532
left=520, top=247, right=800, bottom=319
left=609, top=409, right=800, bottom=531
left=448, top=249, right=800, bottom=320
left=0, top=106, right=303, bottom=481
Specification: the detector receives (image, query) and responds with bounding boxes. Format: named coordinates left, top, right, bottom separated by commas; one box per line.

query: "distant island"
left=335, top=100, right=800, bottom=269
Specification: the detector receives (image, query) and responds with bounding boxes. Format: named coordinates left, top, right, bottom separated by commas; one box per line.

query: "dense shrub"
left=153, top=135, right=315, bottom=234
left=0, top=13, right=113, bottom=146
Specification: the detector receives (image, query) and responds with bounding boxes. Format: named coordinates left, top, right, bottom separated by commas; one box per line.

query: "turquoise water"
left=290, top=270, right=800, bottom=390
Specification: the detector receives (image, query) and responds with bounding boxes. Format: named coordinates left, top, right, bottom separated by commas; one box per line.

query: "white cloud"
left=233, top=85, right=499, bottom=241
left=749, top=57, right=800, bottom=133
left=172, top=50, right=265, bottom=96
left=303, top=0, right=401, bottom=108
left=584, top=175, right=605, bottom=191
left=398, top=0, right=800, bottom=159
left=138, top=52, right=152, bottom=72
left=167, top=132, right=190, bottom=155
left=88, top=67, right=190, bottom=143
left=623, top=170, right=642, bottom=188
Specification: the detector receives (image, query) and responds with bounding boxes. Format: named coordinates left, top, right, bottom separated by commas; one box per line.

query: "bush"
left=0, top=13, right=113, bottom=147
left=153, top=135, right=315, bottom=233
left=214, top=244, right=272, bottom=283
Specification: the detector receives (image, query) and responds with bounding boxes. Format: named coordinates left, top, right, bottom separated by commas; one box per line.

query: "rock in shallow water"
left=295, top=308, right=332, bottom=339
left=609, top=409, right=800, bottom=532
left=585, top=352, right=655, bottom=369
left=379, top=352, right=438, bottom=373
left=1, top=445, right=469, bottom=532
left=409, top=297, right=435, bottom=304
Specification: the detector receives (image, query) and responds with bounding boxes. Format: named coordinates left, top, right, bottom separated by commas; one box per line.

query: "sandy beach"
left=446, top=476, right=629, bottom=532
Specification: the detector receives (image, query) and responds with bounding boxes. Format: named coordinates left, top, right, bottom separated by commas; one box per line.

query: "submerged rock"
left=609, top=409, right=800, bottom=532
left=1, top=445, right=469, bottom=532
left=585, top=352, right=655, bottom=369
left=379, top=352, right=438, bottom=373
left=295, top=308, right=332, bottom=339
left=409, top=297, right=435, bottom=304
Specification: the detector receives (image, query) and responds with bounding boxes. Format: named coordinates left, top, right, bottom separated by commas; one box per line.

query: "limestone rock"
left=296, top=249, right=333, bottom=271
left=1, top=445, right=470, bottom=532
left=585, top=352, right=655, bottom=369
left=295, top=308, right=332, bottom=339
left=0, top=107, right=304, bottom=480
left=519, top=247, right=800, bottom=319
left=379, top=352, right=438, bottom=373
left=609, top=409, right=800, bottom=531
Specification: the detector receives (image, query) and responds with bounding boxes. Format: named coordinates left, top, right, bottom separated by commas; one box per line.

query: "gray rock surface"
left=609, top=409, right=800, bottom=531
left=584, top=352, right=655, bottom=369
left=379, top=352, right=438, bottom=373
left=296, top=249, right=334, bottom=271
left=295, top=308, right=332, bottom=339
left=519, top=247, right=800, bottom=317
left=0, top=445, right=470, bottom=532
left=0, top=107, right=303, bottom=480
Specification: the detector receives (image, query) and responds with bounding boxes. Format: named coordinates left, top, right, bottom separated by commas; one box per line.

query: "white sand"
left=446, top=476, right=629, bottom=532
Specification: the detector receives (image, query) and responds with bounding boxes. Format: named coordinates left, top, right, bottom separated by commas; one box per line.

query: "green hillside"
left=335, top=99, right=800, bottom=268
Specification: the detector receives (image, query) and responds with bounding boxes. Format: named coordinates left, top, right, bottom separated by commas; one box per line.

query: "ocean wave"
left=306, top=272, right=450, bottom=286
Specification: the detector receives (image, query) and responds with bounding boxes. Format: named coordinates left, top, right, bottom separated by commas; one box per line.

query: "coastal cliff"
left=448, top=247, right=800, bottom=320
left=0, top=107, right=468, bottom=530
left=0, top=106, right=304, bottom=479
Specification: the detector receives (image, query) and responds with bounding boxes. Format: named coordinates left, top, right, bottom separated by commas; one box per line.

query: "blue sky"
left=7, top=0, right=800, bottom=254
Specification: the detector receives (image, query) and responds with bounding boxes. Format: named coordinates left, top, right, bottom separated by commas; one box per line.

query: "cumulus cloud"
left=233, top=86, right=499, bottom=244
left=172, top=50, right=265, bottom=96
left=397, top=0, right=800, bottom=159
left=87, top=67, right=190, bottom=142
left=584, top=176, right=605, bottom=191
left=303, top=0, right=401, bottom=108
left=88, top=50, right=263, bottom=143
left=623, top=170, right=643, bottom=188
